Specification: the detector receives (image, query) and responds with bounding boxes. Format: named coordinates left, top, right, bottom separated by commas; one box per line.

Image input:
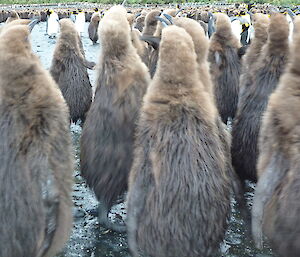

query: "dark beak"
left=175, top=8, right=184, bottom=16
left=287, top=8, right=296, bottom=19
left=155, top=16, right=168, bottom=27
left=28, top=19, right=39, bottom=32
left=163, top=13, right=173, bottom=24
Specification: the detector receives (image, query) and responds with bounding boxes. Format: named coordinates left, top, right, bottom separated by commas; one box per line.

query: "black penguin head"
left=247, top=3, right=255, bottom=11
left=240, top=23, right=250, bottom=46
left=242, top=23, right=250, bottom=32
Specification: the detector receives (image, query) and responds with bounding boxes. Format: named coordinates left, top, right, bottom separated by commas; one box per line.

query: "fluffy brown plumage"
left=173, top=16, right=246, bottom=216
left=5, top=10, right=19, bottom=23
left=131, top=28, right=149, bottom=65
left=140, top=9, right=161, bottom=73
left=80, top=5, right=150, bottom=232
left=153, top=9, right=176, bottom=38
left=231, top=13, right=289, bottom=183
left=127, top=25, right=231, bottom=257
left=88, top=12, right=100, bottom=44
left=142, top=9, right=161, bottom=36
left=208, top=13, right=242, bottom=124
left=0, top=18, right=35, bottom=34
left=252, top=16, right=300, bottom=256
left=174, top=17, right=214, bottom=101
left=133, top=14, right=145, bottom=32
left=50, top=18, right=93, bottom=124
left=239, top=13, right=270, bottom=97
left=0, top=24, right=73, bottom=257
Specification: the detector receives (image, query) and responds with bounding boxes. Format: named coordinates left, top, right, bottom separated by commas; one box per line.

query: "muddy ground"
left=1, top=21, right=275, bottom=257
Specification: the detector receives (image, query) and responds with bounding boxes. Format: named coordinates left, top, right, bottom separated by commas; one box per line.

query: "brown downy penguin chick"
left=133, top=14, right=145, bottom=32
left=127, top=25, right=231, bottom=257
left=231, top=13, right=289, bottom=184
left=199, top=19, right=208, bottom=36
left=0, top=24, right=73, bottom=257
left=173, top=17, right=214, bottom=100
left=88, top=12, right=100, bottom=44
left=174, top=16, right=248, bottom=222
left=200, top=11, right=209, bottom=23
left=153, top=9, right=177, bottom=38
left=142, top=9, right=161, bottom=36
left=80, top=5, right=150, bottom=232
left=127, top=12, right=135, bottom=27
left=50, top=18, right=93, bottom=125
left=208, top=13, right=242, bottom=124
left=127, top=12, right=148, bottom=58
left=0, top=18, right=37, bottom=34
left=239, top=13, right=270, bottom=97
left=252, top=16, right=300, bottom=256
left=131, top=28, right=149, bottom=65
left=140, top=10, right=161, bottom=71
left=5, top=10, right=19, bottom=23
left=142, top=10, right=177, bottom=78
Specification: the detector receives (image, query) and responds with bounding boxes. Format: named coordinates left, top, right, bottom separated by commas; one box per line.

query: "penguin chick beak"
left=175, top=8, right=184, bottom=16
left=155, top=16, right=169, bottom=27
left=28, top=19, right=39, bottom=33
left=163, top=13, right=173, bottom=24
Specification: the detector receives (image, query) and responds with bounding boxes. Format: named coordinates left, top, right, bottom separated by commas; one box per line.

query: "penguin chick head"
left=98, top=5, right=130, bottom=53
left=215, top=13, right=232, bottom=37
left=173, top=17, right=208, bottom=65
left=0, top=24, right=31, bottom=57
left=59, top=18, right=78, bottom=43
left=157, top=25, right=198, bottom=84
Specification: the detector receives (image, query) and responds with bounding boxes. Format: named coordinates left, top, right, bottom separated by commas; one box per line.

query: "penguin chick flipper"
left=98, top=203, right=126, bottom=233
left=82, top=59, right=96, bottom=70
left=252, top=151, right=286, bottom=249
left=36, top=164, right=60, bottom=257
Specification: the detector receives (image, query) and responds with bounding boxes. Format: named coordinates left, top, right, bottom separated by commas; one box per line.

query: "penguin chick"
left=131, top=28, right=149, bottom=65
left=231, top=13, right=290, bottom=184
left=0, top=24, right=73, bottom=257
left=5, top=10, right=19, bottom=23
left=127, top=25, right=231, bottom=257
left=80, top=5, right=150, bottom=232
left=252, top=16, right=300, bottom=256
left=208, top=13, right=242, bottom=124
left=239, top=13, right=270, bottom=98
left=50, top=18, right=93, bottom=125
left=142, top=9, right=161, bottom=36
left=88, top=11, right=100, bottom=44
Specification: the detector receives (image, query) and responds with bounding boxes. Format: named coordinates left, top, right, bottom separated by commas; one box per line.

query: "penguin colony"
left=0, top=3, right=300, bottom=257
